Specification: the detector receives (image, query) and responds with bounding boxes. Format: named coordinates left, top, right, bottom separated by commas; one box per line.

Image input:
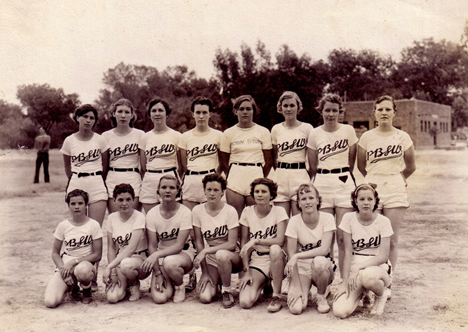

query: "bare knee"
left=288, top=300, right=304, bottom=315
left=199, top=291, right=213, bottom=304
left=239, top=291, right=254, bottom=309
left=269, top=245, right=283, bottom=261
left=312, top=256, right=330, bottom=273
left=333, top=301, right=353, bottom=319
left=215, top=250, right=231, bottom=264
left=44, top=294, right=61, bottom=308
left=120, top=258, right=139, bottom=277
left=74, top=261, right=95, bottom=283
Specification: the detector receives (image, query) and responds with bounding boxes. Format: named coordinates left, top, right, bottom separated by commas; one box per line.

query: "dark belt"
left=147, top=167, right=177, bottom=174
left=185, top=169, right=215, bottom=175
left=352, top=252, right=375, bottom=256
left=232, top=162, right=262, bottom=167
left=277, top=162, right=306, bottom=169
left=183, top=239, right=196, bottom=250
left=109, top=167, right=139, bottom=173
left=317, top=167, right=349, bottom=174
left=134, top=249, right=148, bottom=256
left=254, top=250, right=269, bottom=256
left=73, top=171, right=102, bottom=178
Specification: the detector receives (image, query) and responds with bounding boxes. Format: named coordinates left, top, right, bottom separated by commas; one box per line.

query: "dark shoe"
left=262, top=282, right=273, bottom=298
left=185, top=272, right=197, bottom=291
left=267, top=296, right=282, bottom=313
left=71, top=285, right=81, bottom=301
left=82, top=287, right=93, bottom=304
left=222, top=292, right=235, bottom=309
left=91, top=279, right=98, bottom=292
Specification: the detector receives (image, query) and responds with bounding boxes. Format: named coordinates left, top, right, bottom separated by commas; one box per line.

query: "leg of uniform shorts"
left=226, top=189, right=247, bottom=218
left=142, top=202, right=158, bottom=214
left=382, top=207, right=407, bottom=271
left=360, top=266, right=390, bottom=297
left=44, top=152, right=50, bottom=182
left=107, top=198, right=117, bottom=214
left=88, top=200, right=107, bottom=227
left=182, top=200, right=198, bottom=210
left=310, top=256, right=333, bottom=295
left=132, top=197, right=142, bottom=212
left=44, top=272, right=68, bottom=308
left=335, top=207, right=354, bottom=276
left=274, top=201, right=291, bottom=217
left=239, top=269, right=267, bottom=309
left=199, top=264, right=220, bottom=304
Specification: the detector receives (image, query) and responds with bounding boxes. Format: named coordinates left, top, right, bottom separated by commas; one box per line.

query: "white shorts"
left=182, top=170, right=216, bottom=203
left=352, top=254, right=392, bottom=275
left=249, top=249, right=287, bottom=279
left=296, top=255, right=336, bottom=281
left=364, top=173, right=409, bottom=209
left=226, top=164, right=263, bottom=196
left=313, top=172, right=355, bottom=209
left=140, top=169, right=179, bottom=204
left=274, top=168, right=310, bottom=202
left=66, top=174, right=108, bottom=204
left=106, top=170, right=142, bottom=198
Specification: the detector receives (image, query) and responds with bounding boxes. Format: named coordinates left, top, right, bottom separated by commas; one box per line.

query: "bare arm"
left=178, top=148, right=188, bottom=178
left=348, top=143, right=357, bottom=174
left=219, top=151, right=230, bottom=176
left=402, top=146, right=416, bottom=180
left=63, top=155, right=72, bottom=179
left=106, top=229, right=144, bottom=270
left=357, top=146, right=367, bottom=177
left=307, top=148, right=319, bottom=179
left=139, top=149, right=147, bottom=175
left=289, top=231, right=334, bottom=260
left=272, top=145, right=278, bottom=170
left=101, top=149, right=109, bottom=180
left=262, top=149, right=273, bottom=177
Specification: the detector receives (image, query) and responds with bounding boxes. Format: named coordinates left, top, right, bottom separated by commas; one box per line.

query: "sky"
left=1, top=0, right=467, bottom=105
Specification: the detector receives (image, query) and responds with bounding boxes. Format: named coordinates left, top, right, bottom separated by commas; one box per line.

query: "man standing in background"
left=34, top=127, right=51, bottom=183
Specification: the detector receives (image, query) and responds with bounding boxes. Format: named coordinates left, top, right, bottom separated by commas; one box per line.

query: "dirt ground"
left=0, top=149, right=467, bottom=332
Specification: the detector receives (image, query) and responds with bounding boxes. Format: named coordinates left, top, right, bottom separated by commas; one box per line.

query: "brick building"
left=342, top=99, right=451, bottom=149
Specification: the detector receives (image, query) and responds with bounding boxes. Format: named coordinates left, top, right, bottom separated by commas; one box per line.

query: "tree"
left=0, top=100, right=35, bottom=148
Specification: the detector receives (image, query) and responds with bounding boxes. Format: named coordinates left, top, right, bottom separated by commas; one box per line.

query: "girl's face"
left=236, top=101, right=254, bottom=126
left=204, top=181, right=223, bottom=203
left=355, top=189, right=376, bottom=212
left=193, top=104, right=211, bottom=127
left=77, top=111, right=96, bottom=129
left=298, top=190, right=319, bottom=213
left=158, top=179, right=179, bottom=202
left=68, top=196, right=87, bottom=217
left=280, top=98, right=298, bottom=120
left=321, top=102, right=341, bottom=125
left=114, top=105, right=133, bottom=127
left=374, top=100, right=395, bottom=125
left=150, top=102, right=167, bottom=125
left=114, top=192, right=134, bottom=213
left=253, top=184, right=271, bottom=204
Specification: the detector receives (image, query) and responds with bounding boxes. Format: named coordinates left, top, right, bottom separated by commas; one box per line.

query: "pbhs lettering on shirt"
left=278, top=138, right=306, bottom=157
left=71, top=149, right=101, bottom=166
left=203, top=225, right=228, bottom=240
left=187, top=143, right=218, bottom=161
left=317, top=139, right=348, bottom=161
left=300, top=240, right=322, bottom=251
left=250, top=225, right=277, bottom=239
left=146, top=144, right=176, bottom=162
left=113, top=233, right=132, bottom=246
left=367, top=145, right=402, bottom=163
left=65, top=235, right=93, bottom=248
left=353, top=235, right=381, bottom=251
left=158, top=228, right=179, bottom=241
left=109, top=143, right=139, bottom=161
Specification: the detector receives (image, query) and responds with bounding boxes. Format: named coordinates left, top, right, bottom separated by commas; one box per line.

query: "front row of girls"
left=45, top=176, right=393, bottom=317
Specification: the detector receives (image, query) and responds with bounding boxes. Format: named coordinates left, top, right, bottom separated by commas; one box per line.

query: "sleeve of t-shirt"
left=226, top=205, right=240, bottom=229
left=238, top=207, right=249, bottom=227
left=132, top=212, right=146, bottom=231
left=358, top=131, right=369, bottom=149
left=284, top=216, right=298, bottom=239
left=98, top=134, right=110, bottom=151
left=145, top=209, right=156, bottom=233
left=91, top=220, right=103, bottom=240
left=220, top=131, right=231, bottom=153
left=139, top=133, right=148, bottom=151
left=60, top=136, right=71, bottom=155
left=347, top=125, right=359, bottom=146
left=178, top=206, right=193, bottom=231
left=53, top=221, right=65, bottom=241
left=402, top=131, right=414, bottom=151
left=271, top=125, right=279, bottom=145
left=191, top=205, right=202, bottom=228
left=322, top=213, right=337, bottom=232
left=261, top=127, right=273, bottom=150
left=275, top=206, right=289, bottom=223
left=339, top=212, right=352, bottom=234
left=379, top=215, right=394, bottom=238
left=178, top=132, right=188, bottom=150
left=306, top=128, right=317, bottom=150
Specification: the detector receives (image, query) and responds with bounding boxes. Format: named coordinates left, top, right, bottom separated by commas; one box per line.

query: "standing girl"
left=139, top=98, right=181, bottom=213
left=220, top=95, right=273, bottom=217
left=307, top=94, right=358, bottom=274
left=44, top=189, right=102, bottom=307
left=284, top=184, right=336, bottom=315
left=103, top=98, right=145, bottom=213
left=333, top=184, right=393, bottom=317
left=271, top=91, right=313, bottom=216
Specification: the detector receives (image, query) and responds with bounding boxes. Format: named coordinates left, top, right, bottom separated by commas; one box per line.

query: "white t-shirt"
left=358, top=129, right=413, bottom=175
left=239, top=205, right=288, bottom=253
left=271, top=122, right=313, bottom=163
left=145, top=204, right=192, bottom=250
left=192, top=203, right=239, bottom=246
left=307, top=124, right=358, bottom=169
left=339, top=212, right=393, bottom=256
left=139, top=129, right=181, bottom=171
left=54, top=218, right=103, bottom=258
left=107, top=210, right=147, bottom=253
left=103, top=128, right=145, bottom=168
left=178, top=128, right=222, bottom=172
left=220, top=124, right=272, bottom=165
left=60, top=133, right=109, bottom=173
left=285, top=212, right=336, bottom=253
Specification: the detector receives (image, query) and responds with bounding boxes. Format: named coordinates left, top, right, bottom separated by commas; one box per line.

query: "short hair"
left=374, top=95, right=397, bottom=112
left=250, top=178, right=278, bottom=201
left=316, top=94, right=343, bottom=114
left=232, top=95, right=259, bottom=115
left=295, top=183, right=322, bottom=211
left=157, top=174, right=182, bottom=198
left=147, top=98, right=171, bottom=117
left=191, top=96, right=213, bottom=113
left=65, top=189, right=89, bottom=205
left=110, top=98, right=136, bottom=127
left=74, top=104, right=98, bottom=128
left=202, top=173, right=227, bottom=191
left=351, top=184, right=380, bottom=212
left=113, top=183, right=135, bottom=199
left=277, top=91, right=303, bottom=113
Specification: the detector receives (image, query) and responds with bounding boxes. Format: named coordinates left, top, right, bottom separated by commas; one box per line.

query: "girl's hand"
left=102, top=268, right=113, bottom=286
left=61, top=260, right=76, bottom=279
left=141, top=255, right=158, bottom=274
left=239, top=270, right=253, bottom=291
left=63, top=274, right=75, bottom=287
left=284, top=256, right=298, bottom=277
left=347, top=267, right=360, bottom=293
left=240, top=240, right=255, bottom=259
left=333, top=283, right=348, bottom=302
left=153, top=274, right=166, bottom=293
left=287, top=281, right=303, bottom=308
left=193, top=252, right=205, bottom=270
left=197, top=272, right=214, bottom=294
left=105, top=274, right=120, bottom=292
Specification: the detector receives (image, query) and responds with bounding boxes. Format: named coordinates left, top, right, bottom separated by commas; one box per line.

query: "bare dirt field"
left=0, top=149, right=467, bottom=332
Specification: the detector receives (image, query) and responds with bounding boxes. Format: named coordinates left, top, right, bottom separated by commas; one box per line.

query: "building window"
left=421, top=120, right=424, bottom=132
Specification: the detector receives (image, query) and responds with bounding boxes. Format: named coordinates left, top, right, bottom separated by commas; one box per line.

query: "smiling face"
left=114, top=192, right=134, bottom=213
left=77, top=111, right=96, bottom=130
left=204, top=181, right=223, bottom=203
left=193, top=104, right=211, bottom=127
left=297, top=189, right=319, bottom=213
left=236, top=101, right=254, bottom=127
left=253, top=183, right=271, bottom=204
left=68, top=196, right=87, bottom=217
left=158, top=178, right=179, bottom=202
left=114, top=105, right=133, bottom=127
left=355, top=188, right=376, bottom=213
left=280, top=97, right=298, bottom=120
left=321, top=102, right=341, bottom=125
left=374, top=100, right=396, bottom=125
left=150, top=102, right=167, bottom=125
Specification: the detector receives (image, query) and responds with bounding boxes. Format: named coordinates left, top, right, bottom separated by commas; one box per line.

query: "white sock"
left=222, top=286, right=232, bottom=293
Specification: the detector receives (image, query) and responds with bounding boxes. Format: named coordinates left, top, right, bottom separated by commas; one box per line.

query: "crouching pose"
left=285, top=184, right=336, bottom=315
left=142, top=175, right=194, bottom=303
left=238, top=178, right=288, bottom=312
left=192, top=173, right=243, bottom=308
left=44, top=189, right=103, bottom=307
left=333, top=184, right=393, bottom=318
left=103, top=184, right=150, bottom=303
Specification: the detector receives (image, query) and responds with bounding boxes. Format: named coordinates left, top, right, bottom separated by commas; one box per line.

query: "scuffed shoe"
left=185, top=272, right=197, bottom=291
left=316, top=293, right=330, bottom=313
left=222, top=291, right=235, bottom=309
left=71, top=285, right=81, bottom=301
left=173, top=285, right=186, bottom=303
left=82, top=286, right=93, bottom=304
left=267, top=296, right=282, bottom=313
left=370, top=292, right=388, bottom=316
left=128, top=280, right=141, bottom=302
